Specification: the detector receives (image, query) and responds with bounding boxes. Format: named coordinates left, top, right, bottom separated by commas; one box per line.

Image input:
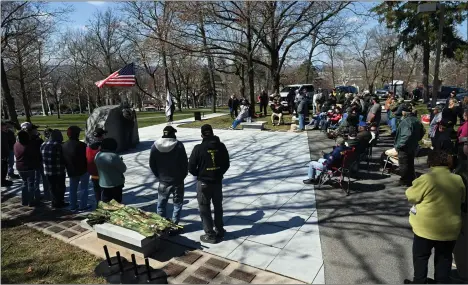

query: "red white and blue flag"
left=95, top=63, right=136, bottom=88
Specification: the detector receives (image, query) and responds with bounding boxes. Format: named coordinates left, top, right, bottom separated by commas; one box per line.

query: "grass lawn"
left=179, top=113, right=294, bottom=131
left=23, top=107, right=228, bottom=140
left=1, top=221, right=106, bottom=284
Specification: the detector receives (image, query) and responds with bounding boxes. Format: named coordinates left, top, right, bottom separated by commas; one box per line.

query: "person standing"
left=189, top=124, right=230, bottom=244
left=296, top=93, right=308, bottom=132
left=405, top=150, right=465, bottom=284
left=232, top=96, right=239, bottom=118
left=229, top=100, right=250, bottom=130
left=366, top=96, right=382, bottom=127
left=94, top=138, right=127, bottom=203
left=394, top=106, right=425, bottom=187
left=41, top=129, right=67, bottom=208
left=287, top=89, right=296, bottom=114
left=428, top=106, right=442, bottom=146
left=228, top=95, right=235, bottom=119
left=1, top=122, right=13, bottom=187
left=14, top=130, right=41, bottom=206
left=149, top=126, right=188, bottom=231
left=62, top=126, right=90, bottom=211
left=259, top=89, right=269, bottom=116
left=86, top=128, right=107, bottom=205
left=4, top=122, right=20, bottom=180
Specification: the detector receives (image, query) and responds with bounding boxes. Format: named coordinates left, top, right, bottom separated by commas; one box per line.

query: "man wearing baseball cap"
left=149, top=126, right=188, bottom=234
left=394, top=104, right=425, bottom=187
left=86, top=127, right=107, bottom=205
left=189, top=124, right=230, bottom=244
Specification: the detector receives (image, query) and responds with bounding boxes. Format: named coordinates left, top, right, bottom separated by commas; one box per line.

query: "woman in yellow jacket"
left=405, top=150, right=466, bottom=284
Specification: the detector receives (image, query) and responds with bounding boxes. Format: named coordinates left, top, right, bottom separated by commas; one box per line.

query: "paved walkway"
left=1, top=113, right=322, bottom=284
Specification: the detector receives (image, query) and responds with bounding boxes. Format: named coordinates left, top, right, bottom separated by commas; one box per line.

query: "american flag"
left=95, top=63, right=136, bottom=88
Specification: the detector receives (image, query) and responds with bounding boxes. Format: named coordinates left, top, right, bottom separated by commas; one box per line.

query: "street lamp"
left=418, top=2, right=444, bottom=106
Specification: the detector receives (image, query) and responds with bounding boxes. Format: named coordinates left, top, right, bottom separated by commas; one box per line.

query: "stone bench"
left=242, top=121, right=266, bottom=131
left=82, top=220, right=161, bottom=258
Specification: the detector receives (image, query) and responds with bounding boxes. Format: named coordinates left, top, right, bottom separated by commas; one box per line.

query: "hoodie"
left=189, top=136, right=230, bottom=184
left=149, top=138, right=188, bottom=185
left=86, top=140, right=102, bottom=178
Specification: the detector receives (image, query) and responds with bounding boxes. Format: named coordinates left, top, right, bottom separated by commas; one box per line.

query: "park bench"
left=242, top=121, right=266, bottom=130
left=82, top=220, right=160, bottom=258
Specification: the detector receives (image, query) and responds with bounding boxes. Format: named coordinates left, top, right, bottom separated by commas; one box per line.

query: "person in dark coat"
left=86, top=127, right=107, bottom=205
left=4, top=122, right=20, bottom=179
left=63, top=126, right=90, bottom=211
left=228, top=95, right=239, bottom=119
left=259, top=89, right=269, bottom=116
left=433, top=120, right=455, bottom=154
left=149, top=126, right=188, bottom=232
left=41, top=129, right=67, bottom=208
left=1, top=121, right=13, bottom=187
left=287, top=89, right=296, bottom=114
left=14, top=130, right=42, bottom=206
left=189, top=124, right=230, bottom=244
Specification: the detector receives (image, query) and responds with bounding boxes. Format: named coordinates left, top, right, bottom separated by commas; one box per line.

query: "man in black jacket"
left=1, top=121, right=13, bottom=187
left=62, top=126, right=90, bottom=211
left=5, top=122, right=20, bottom=179
left=189, top=124, right=230, bottom=244
left=259, top=89, right=269, bottom=116
left=149, top=126, right=188, bottom=232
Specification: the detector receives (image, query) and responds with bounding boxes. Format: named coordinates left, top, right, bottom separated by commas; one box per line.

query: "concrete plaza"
left=120, top=114, right=323, bottom=283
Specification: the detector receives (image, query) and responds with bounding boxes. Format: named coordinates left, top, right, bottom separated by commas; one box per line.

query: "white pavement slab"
left=2, top=113, right=322, bottom=283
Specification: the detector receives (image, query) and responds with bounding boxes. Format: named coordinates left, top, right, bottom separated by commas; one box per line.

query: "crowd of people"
left=1, top=120, right=231, bottom=244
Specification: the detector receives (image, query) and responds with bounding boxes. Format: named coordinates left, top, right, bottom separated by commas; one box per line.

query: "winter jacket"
left=458, top=121, right=468, bottom=143
left=406, top=166, right=465, bottom=241
left=323, top=145, right=348, bottom=168
left=40, top=141, right=66, bottom=176
left=394, top=114, right=425, bottom=154
left=330, top=113, right=342, bottom=124
left=94, top=151, right=127, bottom=188
left=86, top=141, right=102, bottom=179
left=14, top=142, right=41, bottom=171
left=236, top=105, right=250, bottom=121
left=259, top=91, right=269, bottom=104
left=228, top=98, right=234, bottom=108
left=62, top=139, right=88, bottom=177
left=5, top=130, right=16, bottom=151
left=189, top=136, right=230, bottom=184
left=149, top=138, right=188, bottom=185
left=1, top=132, right=8, bottom=160
left=297, top=96, right=309, bottom=115
left=442, top=107, right=458, bottom=127
left=433, top=130, right=455, bottom=154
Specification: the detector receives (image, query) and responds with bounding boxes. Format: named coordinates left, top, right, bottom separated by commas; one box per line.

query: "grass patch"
left=179, top=113, right=294, bottom=132
left=22, top=108, right=228, bottom=140
left=1, top=223, right=106, bottom=284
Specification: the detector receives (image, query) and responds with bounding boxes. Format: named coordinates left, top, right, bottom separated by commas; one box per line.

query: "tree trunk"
left=55, top=92, right=61, bottom=119
left=240, top=63, right=246, bottom=98
left=15, top=41, right=32, bottom=122
left=330, top=47, right=336, bottom=87
left=1, top=58, right=19, bottom=127
left=246, top=1, right=256, bottom=113
left=422, top=40, right=430, bottom=103
left=306, top=32, right=317, bottom=84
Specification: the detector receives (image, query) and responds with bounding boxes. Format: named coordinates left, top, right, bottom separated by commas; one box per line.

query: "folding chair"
left=317, top=148, right=358, bottom=195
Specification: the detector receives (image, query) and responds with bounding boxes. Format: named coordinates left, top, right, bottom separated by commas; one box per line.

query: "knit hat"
left=101, top=138, right=118, bottom=152
left=201, top=124, right=214, bottom=136
left=162, top=126, right=177, bottom=138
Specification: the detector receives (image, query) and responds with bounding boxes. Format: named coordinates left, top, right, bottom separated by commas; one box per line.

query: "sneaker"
left=303, top=179, right=315, bottom=185
left=1, top=180, right=13, bottom=187
left=228, top=126, right=233, bottom=130
left=8, top=174, right=20, bottom=179
left=200, top=234, right=217, bottom=244
left=403, top=279, right=412, bottom=284
left=215, top=228, right=226, bottom=239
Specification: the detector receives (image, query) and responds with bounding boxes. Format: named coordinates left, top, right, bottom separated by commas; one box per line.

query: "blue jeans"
left=232, top=119, right=242, bottom=129
left=308, top=158, right=327, bottom=179
left=69, top=173, right=90, bottom=209
left=19, top=170, right=37, bottom=206
left=35, top=165, right=50, bottom=200
left=389, top=117, right=397, bottom=133
left=157, top=182, right=184, bottom=224
left=8, top=150, right=14, bottom=175
left=298, top=114, right=305, bottom=130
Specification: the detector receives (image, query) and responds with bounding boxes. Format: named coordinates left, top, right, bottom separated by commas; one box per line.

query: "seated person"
left=322, top=107, right=342, bottom=131
left=434, top=119, right=455, bottom=154
left=270, top=100, right=284, bottom=126
left=229, top=100, right=250, bottom=130
left=303, top=138, right=349, bottom=184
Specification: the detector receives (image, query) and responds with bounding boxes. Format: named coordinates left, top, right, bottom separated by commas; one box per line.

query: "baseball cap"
left=401, top=104, right=412, bottom=112
left=93, top=127, right=108, bottom=137
left=21, top=122, right=32, bottom=130
left=201, top=124, right=214, bottom=136
left=162, top=126, right=177, bottom=138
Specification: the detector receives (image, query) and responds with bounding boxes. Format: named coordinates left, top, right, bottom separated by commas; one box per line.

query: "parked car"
left=438, top=86, right=467, bottom=100
left=335, top=85, right=358, bottom=94
left=273, top=84, right=315, bottom=111
left=456, top=92, right=468, bottom=102
left=375, top=89, right=389, bottom=99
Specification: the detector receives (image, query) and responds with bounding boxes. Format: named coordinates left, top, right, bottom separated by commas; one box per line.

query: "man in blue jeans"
left=62, top=126, right=90, bottom=211
left=296, top=92, right=309, bottom=132
left=149, top=126, right=188, bottom=235
left=303, top=137, right=348, bottom=184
